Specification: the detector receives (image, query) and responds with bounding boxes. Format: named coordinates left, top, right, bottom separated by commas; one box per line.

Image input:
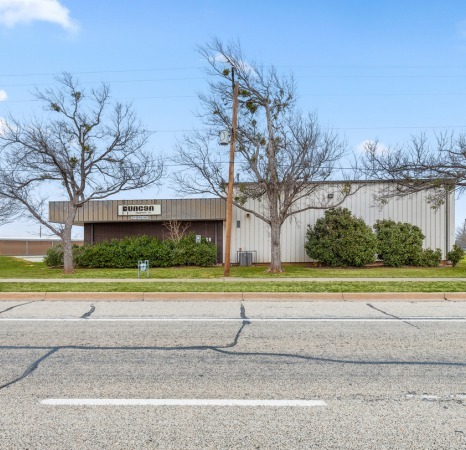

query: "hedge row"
left=44, top=234, right=218, bottom=268
left=305, top=208, right=445, bottom=267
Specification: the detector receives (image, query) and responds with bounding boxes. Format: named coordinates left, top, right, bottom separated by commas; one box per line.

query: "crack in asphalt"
left=366, top=303, right=420, bottom=329
left=81, top=305, right=95, bottom=319
left=0, top=301, right=36, bottom=315
left=2, top=303, right=465, bottom=391
left=0, top=347, right=60, bottom=390
left=1, top=343, right=464, bottom=374
left=0, top=303, right=251, bottom=390
left=240, top=303, right=248, bottom=320
left=225, top=303, right=250, bottom=348
left=209, top=348, right=466, bottom=366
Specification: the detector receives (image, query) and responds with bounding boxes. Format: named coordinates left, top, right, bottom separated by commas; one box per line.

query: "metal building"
left=231, top=182, right=454, bottom=263
left=49, top=198, right=226, bottom=262
left=49, top=181, right=455, bottom=264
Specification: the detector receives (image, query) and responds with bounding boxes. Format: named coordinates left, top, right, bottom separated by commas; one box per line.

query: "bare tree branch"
left=362, top=132, right=464, bottom=207
left=456, top=219, right=466, bottom=249
left=0, top=73, right=165, bottom=273
left=172, top=40, right=354, bottom=272
left=163, top=220, right=191, bottom=242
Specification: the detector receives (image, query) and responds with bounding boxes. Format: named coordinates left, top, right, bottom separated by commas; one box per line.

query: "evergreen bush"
left=418, top=248, right=442, bottom=267
left=304, top=207, right=377, bottom=267
left=46, top=234, right=218, bottom=268
left=44, top=244, right=64, bottom=267
left=446, top=244, right=464, bottom=267
left=373, top=220, right=425, bottom=267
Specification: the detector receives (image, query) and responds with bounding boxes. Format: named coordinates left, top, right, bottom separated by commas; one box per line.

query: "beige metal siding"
left=49, top=199, right=226, bottom=223
left=228, top=183, right=455, bottom=263
left=48, top=184, right=455, bottom=264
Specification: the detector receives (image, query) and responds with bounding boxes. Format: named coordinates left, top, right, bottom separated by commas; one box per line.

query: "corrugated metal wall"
left=229, top=183, right=455, bottom=263
left=49, top=198, right=226, bottom=223
left=48, top=184, right=455, bottom=264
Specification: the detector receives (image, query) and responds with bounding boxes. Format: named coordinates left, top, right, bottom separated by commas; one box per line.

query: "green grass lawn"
left=0, top=281, right=465, bottom=293
left=0, top=256, right=465, bottom=280
left=0, top=256, right=465, bottom=292
left=0, top=257, right=466, bottom=293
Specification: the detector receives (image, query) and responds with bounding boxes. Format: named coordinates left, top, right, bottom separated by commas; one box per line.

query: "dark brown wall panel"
left=84, top=221, right=223, bottom=263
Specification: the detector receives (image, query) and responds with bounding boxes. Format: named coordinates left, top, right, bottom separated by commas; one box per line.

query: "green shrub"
left=153, top=240, right=176, bottom=267
left=44, top=243, right=83, bottom=268
left=44, top=244, right=64, bottom=267
left=374, top=220, right=425, bottom=267
left=170, top=236, right=218, bottom=267
left=73, top=236, right=157, bottom=268
left=418, top=248, right=442, bottom=267
left=446, top=245, right=465, bottom=267
left=191, top=240, right=218, bottom=266
left=70, top=234, right=217, bottom=269
left=305, top=207, right=377, bottom=267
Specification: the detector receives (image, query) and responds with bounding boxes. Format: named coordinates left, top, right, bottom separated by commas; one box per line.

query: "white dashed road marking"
left=40, top=399, right=327, bottom=407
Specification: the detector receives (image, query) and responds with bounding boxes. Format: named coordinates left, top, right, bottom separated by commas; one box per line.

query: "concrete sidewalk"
left=1, top=277, right=466, bottom=282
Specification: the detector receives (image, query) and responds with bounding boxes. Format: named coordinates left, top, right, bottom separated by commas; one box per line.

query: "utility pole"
left=224, top=68, right=239, bottom=277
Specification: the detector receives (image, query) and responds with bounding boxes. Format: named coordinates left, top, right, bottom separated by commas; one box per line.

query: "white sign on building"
left=118, top=204, right=161, bottom=216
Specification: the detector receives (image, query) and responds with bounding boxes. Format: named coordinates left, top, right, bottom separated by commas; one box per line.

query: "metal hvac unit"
left=237, top=251, right=256, bottom=266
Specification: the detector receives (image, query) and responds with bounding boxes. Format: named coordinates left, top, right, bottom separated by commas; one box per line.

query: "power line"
left=0, top=95, right=198, bottom=104
left=298, top=75, right=466, bottom=78
left=3, top=74, right=466, bottom=88
left=5, top=92, right=466, bottom=104
left=0, top=124, right=464, bottom=133
left=2, top=64, right=466, bottom=78
left=0, top=67, right=205, bottom=77
left=0, top=77, right=204, bottom=87
left=0, top=163, right=359, bottom=172
left=301, top=93, right=466, bottom=97
left=147, top=125, right=466, bottom=133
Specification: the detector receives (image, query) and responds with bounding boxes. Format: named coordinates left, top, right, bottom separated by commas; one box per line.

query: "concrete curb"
left=444, top=292, right=466, bottom=302
left=342, top=292, right=448, bottom=302
left=242, top=292, right=344, bottom=302
left=0, top=292, right=465, bottom=302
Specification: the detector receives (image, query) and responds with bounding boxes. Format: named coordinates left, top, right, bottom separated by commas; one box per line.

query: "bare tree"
left=456, top=219, right=466, bottom=249
left=163, top=220, right=191, bottom=242
left=173, top=39, right=352, bottom=273
left=363, top=133, right=465, bottom=207
left=0, top=194, right=21, bottom=226
left=0, top=73, right=164, bottom=273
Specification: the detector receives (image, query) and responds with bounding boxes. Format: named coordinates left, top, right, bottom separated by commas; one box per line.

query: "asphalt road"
left=0, top=300, right=465, bottom=449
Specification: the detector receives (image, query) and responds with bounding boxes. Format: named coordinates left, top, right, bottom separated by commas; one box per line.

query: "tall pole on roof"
left=224, top=67, right=239, bottom=277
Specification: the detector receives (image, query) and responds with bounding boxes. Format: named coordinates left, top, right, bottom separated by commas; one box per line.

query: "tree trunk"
left=62, top=225, right=74, bottom=274
left=62, top=205, right=77, bottom=274
left=268, top=218, right=283, bottom=273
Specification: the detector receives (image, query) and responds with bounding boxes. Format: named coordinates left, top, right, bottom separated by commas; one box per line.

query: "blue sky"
left=0, top=0, right=466, bottom=238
